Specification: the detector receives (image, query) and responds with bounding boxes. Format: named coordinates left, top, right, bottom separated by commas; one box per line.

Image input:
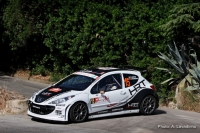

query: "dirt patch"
left=14, top=70, right=51, bottom=82
left=0, top=69, right=52, bottom=84
left=0, top=87, right=26, bottom=115
left=178, top=90, right=200, bottom=113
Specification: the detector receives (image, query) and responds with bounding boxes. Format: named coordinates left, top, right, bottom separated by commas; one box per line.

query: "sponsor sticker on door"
left=90, top=96, right=109, bottom=104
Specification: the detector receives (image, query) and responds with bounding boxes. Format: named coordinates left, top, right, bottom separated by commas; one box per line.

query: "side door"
left=89, top=73, right=130, bottom=113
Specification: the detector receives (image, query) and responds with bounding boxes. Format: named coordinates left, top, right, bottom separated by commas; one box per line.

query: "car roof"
left=78, top=67, right=142, bottom=76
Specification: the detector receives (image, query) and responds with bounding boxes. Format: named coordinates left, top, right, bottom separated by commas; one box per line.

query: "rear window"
left=123, top=74, right=139, bottom=88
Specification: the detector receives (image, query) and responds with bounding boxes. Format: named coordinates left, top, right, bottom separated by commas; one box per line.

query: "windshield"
left=55, top=74, right=95, bottom=91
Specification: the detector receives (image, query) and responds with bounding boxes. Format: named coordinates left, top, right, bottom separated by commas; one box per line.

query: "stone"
left=5, top=99, right=28, bottom=114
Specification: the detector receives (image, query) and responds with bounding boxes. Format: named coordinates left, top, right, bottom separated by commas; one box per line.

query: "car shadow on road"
left=153, top=109, right=167, bottom=115
left=84, top=109, right=166, bottom=123
left=31, top=117, right=69, bottom=125
left=31, top=109, right=166, bottom=125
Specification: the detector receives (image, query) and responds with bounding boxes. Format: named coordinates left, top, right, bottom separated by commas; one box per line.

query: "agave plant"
left=156, top=42, right=200, bottom=101
left=155, top=42, right=189, bottom=89
left=186, top=49, right=200, bottom=93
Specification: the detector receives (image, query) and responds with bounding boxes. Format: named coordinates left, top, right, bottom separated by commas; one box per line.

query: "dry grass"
left=0, top=87, right=25, bottom=114
left=179, top=90, right=200, bottom=113
left=15, top=70, right=50, bottom=81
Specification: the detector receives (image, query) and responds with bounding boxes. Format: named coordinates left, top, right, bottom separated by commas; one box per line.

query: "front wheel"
left=69, top=102, right=88, bottom=123
left=140, top=95, right=156, bottom=115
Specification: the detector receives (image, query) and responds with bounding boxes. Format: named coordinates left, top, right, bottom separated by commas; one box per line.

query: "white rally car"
left=28, top=67, right=159, bottom=123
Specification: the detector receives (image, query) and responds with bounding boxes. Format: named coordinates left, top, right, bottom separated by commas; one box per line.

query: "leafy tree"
left=160, top=2, right=200, bottom=44
left=0, top=0, right=10, bottom=71
left=3, top=0, right=53, bottom=70
left=3, top=0, right=194, bottom=103
left=43, top=0, right=133, bottom=73
left=157, top=1, right=200, bottom=102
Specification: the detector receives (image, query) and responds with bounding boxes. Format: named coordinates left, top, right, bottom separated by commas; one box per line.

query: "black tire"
left=140, top=95, right=156, bottom=115
left=69, top=102, right=88, bottom=123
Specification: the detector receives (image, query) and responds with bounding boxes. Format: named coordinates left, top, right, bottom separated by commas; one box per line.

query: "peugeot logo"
left=36, top=97, right=43, bottom=102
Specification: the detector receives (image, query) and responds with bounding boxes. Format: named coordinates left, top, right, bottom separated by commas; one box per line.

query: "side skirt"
left=88, top=109, right=139, bottom=119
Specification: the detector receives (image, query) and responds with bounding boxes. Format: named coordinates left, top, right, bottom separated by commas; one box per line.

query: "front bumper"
left=27, top=100, right=70, bottom=122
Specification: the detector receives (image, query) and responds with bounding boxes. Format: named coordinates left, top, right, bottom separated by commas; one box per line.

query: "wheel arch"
left=67, top=100, right=89, bottom=122
left=129, top=88, right=158, bottom=108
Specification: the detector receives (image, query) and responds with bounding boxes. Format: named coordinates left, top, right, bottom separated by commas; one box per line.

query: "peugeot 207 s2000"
left=28, top=67, right=159, bottom=123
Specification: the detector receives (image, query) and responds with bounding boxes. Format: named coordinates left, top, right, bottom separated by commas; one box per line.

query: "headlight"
left=48, top=95, right=75, bottom=105
left=31, top=91, right=38, bottom=99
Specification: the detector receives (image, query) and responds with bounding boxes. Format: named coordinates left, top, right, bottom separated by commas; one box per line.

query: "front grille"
left=28, top=102, right=55, bottom=115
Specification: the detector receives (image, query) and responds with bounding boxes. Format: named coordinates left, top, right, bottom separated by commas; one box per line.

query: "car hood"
left=34, top=86, right=81, bottom=103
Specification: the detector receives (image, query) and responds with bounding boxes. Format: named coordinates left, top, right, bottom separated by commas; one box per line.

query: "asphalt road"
left=0, top=75, right=50, bottom=98
left=0, top=75, right=199, bottom=133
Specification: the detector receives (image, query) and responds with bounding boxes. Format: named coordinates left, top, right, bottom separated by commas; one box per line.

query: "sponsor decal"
left=49, top=88, right=62, bottom=92
left=32, top=105, right=40, bottom=109
left=90, top=108, right=124, bottom=115
left=90, top=96, right=109, bottom=104
left=128, top=76, right=139, bottom=80
left=112, top=108, right=123, bottom=112
left=126, top=103, right=139, bottom=108
left=42, top=92, right=52, bottom=96
left=129, top=80, right=146, bottom=95
left=107, top=103, right=117, bottom=107
left=98, top=110, right=108, bottom=114
left=90, top=98, right=95, bottom=104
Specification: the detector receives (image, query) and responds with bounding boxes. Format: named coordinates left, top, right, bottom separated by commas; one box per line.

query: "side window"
left=90, top=74, right=122, bottom=94
left=91, top=83, right=98, bottom=94
left=123, top=74, right=139, bottom=88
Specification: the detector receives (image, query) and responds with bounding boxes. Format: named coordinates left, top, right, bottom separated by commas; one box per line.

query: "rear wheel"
left=69, top=102, right=88, bottom=123
left=140, top=95, right=156, bottom=115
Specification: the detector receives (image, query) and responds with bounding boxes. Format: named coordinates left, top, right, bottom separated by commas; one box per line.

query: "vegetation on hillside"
left=1, top=0, right=200, bottom=107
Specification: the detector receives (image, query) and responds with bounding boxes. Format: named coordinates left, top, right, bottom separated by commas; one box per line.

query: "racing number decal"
left=124, top=78, right=131, bottom=87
